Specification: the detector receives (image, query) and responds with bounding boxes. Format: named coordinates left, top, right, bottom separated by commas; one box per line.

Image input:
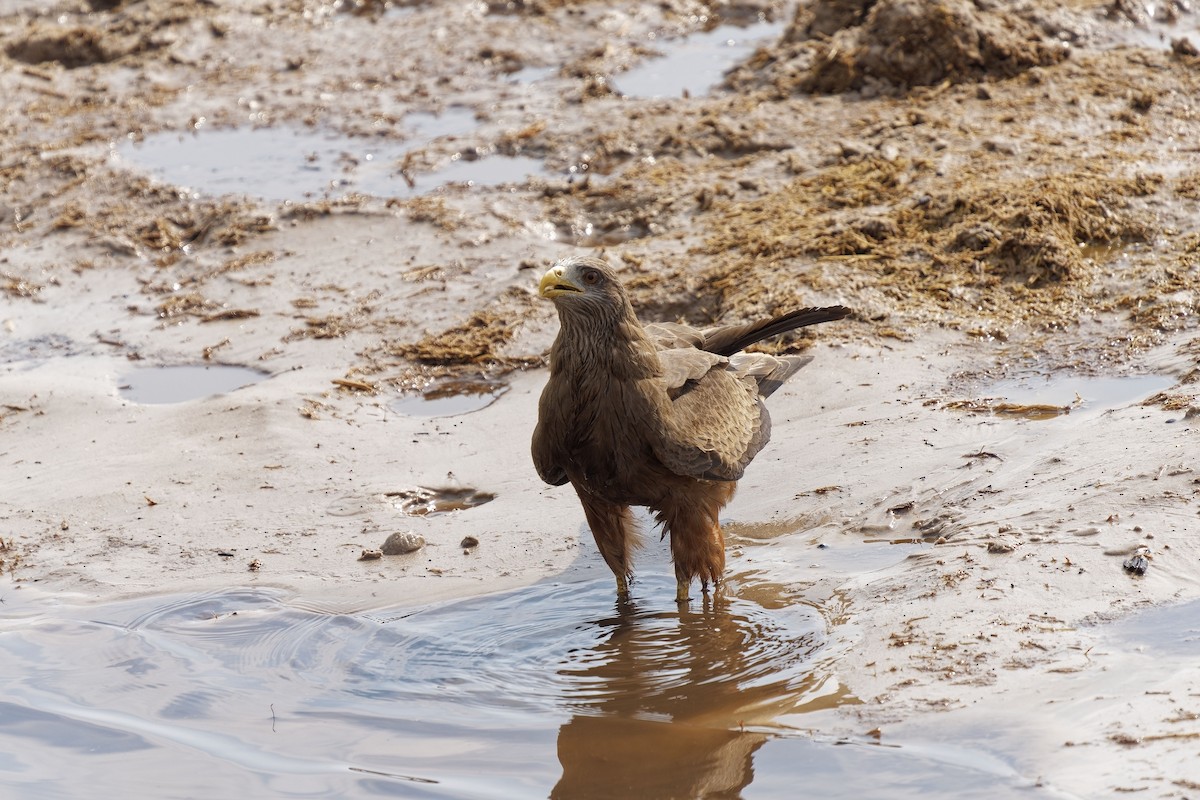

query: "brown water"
left=0, top=568, right=1038, bottom=799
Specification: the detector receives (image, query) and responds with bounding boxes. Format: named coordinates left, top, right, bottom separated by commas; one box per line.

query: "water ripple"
left=0, top=580, right=1025, bottom=798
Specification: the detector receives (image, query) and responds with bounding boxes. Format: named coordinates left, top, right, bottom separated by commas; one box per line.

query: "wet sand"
left=3, top=0, right=1200, bottom=796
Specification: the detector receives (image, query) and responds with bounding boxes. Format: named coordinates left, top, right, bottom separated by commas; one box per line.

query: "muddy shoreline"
left=3, top=0, right=1200, bottom=795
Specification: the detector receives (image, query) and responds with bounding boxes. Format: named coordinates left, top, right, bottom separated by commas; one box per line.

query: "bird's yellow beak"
left=538, top=265, right=583, bottom=298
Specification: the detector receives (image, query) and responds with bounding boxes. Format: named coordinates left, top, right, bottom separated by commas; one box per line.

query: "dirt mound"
left=697, top=157, right=1160, bottom=332
left=791, top=0, right=1069, bottom=93
left=793, top=0, right=874, bottom=38
left=5, top=27, right=125, bottom=68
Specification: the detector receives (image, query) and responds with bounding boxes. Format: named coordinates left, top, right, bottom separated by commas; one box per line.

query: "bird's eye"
left=582, top=269, right=600, bottom=285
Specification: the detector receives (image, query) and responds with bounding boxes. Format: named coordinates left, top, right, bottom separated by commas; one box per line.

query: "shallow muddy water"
left=115, top=126, right=546, bottom=202
left=978, top=373, right=1174, bottom=419
left=0, top=572, right=1036, bottom=799
left=613, top=19, right=784, bottom=99
left=119, top=364, right=270, bottom=404
left=1104, top=596, right=1200, bottom=657
left=391, top=379, right=510, bottom=418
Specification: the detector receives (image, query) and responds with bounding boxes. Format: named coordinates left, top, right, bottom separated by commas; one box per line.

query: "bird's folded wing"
left=643, top=321, right=705, bottom=350
left=657, top=346, right=725, bottom=394
left=531, top=424, right=570, bottom=485
left=651, top=349, right=771, bottom=481
left=531, top=390, right=570, bottom=486
left=728, top=352, right=813, bottom=398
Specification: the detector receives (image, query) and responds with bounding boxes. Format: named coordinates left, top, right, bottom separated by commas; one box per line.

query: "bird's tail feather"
left=703, top=305, right=851, bottom=357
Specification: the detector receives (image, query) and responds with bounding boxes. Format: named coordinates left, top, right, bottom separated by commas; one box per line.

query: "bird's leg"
left=577, top=492, right=639, bottom=597
left=661, top=489, right=730, bottom=605
left=675, top=577, right=691, bottom=604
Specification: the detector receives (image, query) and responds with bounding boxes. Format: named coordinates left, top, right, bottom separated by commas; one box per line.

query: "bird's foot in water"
left=675, top=580, right=690, bottom=604
left=676, top=578, right=725, bottom=604
left=675, top=578, right=713, bottom=603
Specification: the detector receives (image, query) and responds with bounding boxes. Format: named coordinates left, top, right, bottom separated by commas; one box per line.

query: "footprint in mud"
left=388, top=486, right=495, bottom=516
left=0, top=334, right=85, bottom=366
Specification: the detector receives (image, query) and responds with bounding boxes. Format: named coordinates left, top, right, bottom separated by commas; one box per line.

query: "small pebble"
left=381, top=531, right=424, bottom=555
left=1123, top=554, right=1149, bottom=575
left=359, top=549, right=383, bottom=561
left=460, top=536, right=479, bottom=549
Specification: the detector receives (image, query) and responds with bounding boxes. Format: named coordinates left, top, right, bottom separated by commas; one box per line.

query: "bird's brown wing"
left=643, top=321, right=705, bottom=351
left=729, top=352, right=814, bottom=398
left=655, top=346, right=725, bottom=395
left=532, top=378, right=570, bottom=486
left=649, top=348, right=771, bottom=482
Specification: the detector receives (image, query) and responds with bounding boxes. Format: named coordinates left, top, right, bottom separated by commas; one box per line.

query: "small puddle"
left=387, top=486, right=495, bottom=516
left=119, top=364, right=269, bottom=404
left=1104, top=597, right=1200, bottom=657
left=0, top=583, right=1031, bottom=797
left=613, top=19, right=783, bottom=98
left=116, top=126, right=545, bottom=202
left=417, top=152, right=546, bottom=190
left=402, top=107, right=477, bottom=140
left=1103, top=13, right=1200, bottom=52
left=0, top=0, right=57, bottom=13
left=954, top=373, right=1174, bottom=420
left=390, top=378, right=508, bottom=417
left=507, top=64, right=555, bottom=84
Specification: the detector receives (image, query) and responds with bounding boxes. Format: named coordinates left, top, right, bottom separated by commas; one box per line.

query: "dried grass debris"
left=698, top=159, right=1161, bottom=328
left=783, top=0, right=1069, bottom=94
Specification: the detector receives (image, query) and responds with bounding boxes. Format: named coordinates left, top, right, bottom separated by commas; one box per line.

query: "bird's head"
left=538, top=256, right=628, bottom=318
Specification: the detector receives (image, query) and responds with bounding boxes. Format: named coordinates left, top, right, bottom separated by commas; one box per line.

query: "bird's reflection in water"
left=552, top=590, right=831, bottom=799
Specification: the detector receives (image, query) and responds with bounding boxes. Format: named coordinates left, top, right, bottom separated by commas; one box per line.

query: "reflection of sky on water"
left=613, top=20, right=783, bottom=99
left=116, top=112, right=544, bottom=203
left=980, top=373, right=1173, bottom=418
left=119, top=364, right=269, bottom=404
